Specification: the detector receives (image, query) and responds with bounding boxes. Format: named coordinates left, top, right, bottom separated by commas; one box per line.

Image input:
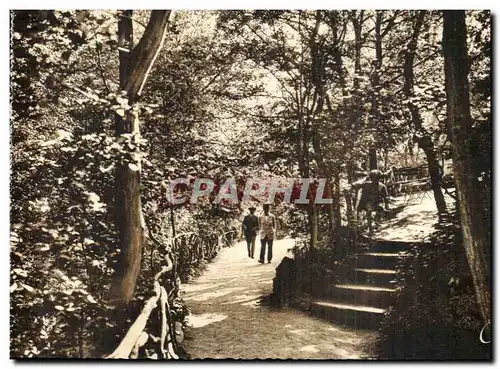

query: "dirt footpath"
left=180, top=238, right=377, bottom=359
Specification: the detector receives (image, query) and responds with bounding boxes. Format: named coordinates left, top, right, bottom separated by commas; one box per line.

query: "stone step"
left=309, top=300, right=385, bottom=330
left=325, top=283, right=397, bottom=308
left=350, top=268, right=398, bottom=287
left=355, top=252, right=407, bottom=270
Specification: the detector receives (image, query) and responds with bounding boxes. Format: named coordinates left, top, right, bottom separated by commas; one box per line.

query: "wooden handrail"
left=106, top=259, right=173, bottom=359
left=392, top=178, right=430, bottom=186
left=111, top=221, right=237, bottom=359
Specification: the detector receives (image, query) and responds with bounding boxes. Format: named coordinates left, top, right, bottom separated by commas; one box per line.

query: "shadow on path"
left=374, top=190, right=455, bottom=242
left=180, top=238, right=377, bottom=359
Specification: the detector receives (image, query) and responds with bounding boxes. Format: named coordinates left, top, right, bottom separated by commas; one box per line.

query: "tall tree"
left=442, top=10, right=490, bottom=324
left=110, top=10, right=172, bottom=303
left=403, top=11, right=447, bottom=216
left=368, top=11, right=383, bottom=170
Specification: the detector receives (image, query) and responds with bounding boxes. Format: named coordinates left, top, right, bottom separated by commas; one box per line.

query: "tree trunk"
left=403, top=11, right=447, bottom=216
left=308, top=205, right=318, bottom=251
left=312, top=128, right=336, bottom=238
left=351, top=10, right=364, bottom=132
left=368, top=149, right=377, bottom=170
left=326, top=178, right=335, bottom=238
left=368, top=11, right=383, bottom=171
left=170, top=206, right=176, bottom=238
left=333, top=171, right=341, bottom=231
left=419, top=137, right=448, bottom=216
left=443, top=10, right=491, bottom=324
left=110, top=10, right=171, bottom=304
left=309, top=12, right=337, bottom=243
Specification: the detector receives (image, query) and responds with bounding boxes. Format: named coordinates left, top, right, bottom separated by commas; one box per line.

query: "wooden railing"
left=106, top=227, right=238, bottom=359
left=106, top=259, right=178, bottom=359
left=169, top=228, right=238, bottom=282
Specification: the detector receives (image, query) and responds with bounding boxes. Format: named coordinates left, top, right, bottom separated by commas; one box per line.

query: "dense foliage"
left=10, top=10, right=248, bottom=358
left=10, top=10, right=491, bottom=360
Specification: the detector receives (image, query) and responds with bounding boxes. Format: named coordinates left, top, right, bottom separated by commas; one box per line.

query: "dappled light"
left=9, top=9, right=490, bottom=361
left=181, top=239, right=378, bottom=359
left=374, top=191, right=456, bottom=241
left=187, top=313, right=228, bottom=328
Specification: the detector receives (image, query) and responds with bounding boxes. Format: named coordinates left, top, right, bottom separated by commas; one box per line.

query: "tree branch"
left=125, top=10, right=172, bottom=97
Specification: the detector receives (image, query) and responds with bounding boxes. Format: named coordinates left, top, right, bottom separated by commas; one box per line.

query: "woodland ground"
left=374, top=189, right=456, bottom=241
left=180, top=238, right=378, bottom=359
left=180, top=190, right=454, bottom=360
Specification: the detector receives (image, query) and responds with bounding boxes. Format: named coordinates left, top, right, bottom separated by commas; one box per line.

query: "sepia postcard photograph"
left=8, top=7, right=492, bottom=361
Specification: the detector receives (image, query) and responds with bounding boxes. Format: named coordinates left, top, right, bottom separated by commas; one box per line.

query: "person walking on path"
left=241, top=206, right=259, bottom=258
left=258, top=204, right=276, bottom=264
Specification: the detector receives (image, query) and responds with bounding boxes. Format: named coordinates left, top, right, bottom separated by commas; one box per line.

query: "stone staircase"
left=308, top=240, right=410, bottom=330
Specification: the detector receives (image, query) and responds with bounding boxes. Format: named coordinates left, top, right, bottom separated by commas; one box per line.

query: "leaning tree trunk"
left=110, top=10, right=171, bottom=304
left=418, top=136, right=448, bottom=216
left=403, top=10, right=447, bottom=216
left=443, top=10, right=491, bottom=325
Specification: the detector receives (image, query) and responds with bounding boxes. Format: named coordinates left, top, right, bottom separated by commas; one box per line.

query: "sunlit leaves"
left=13, top=268, right=28, bottom=278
